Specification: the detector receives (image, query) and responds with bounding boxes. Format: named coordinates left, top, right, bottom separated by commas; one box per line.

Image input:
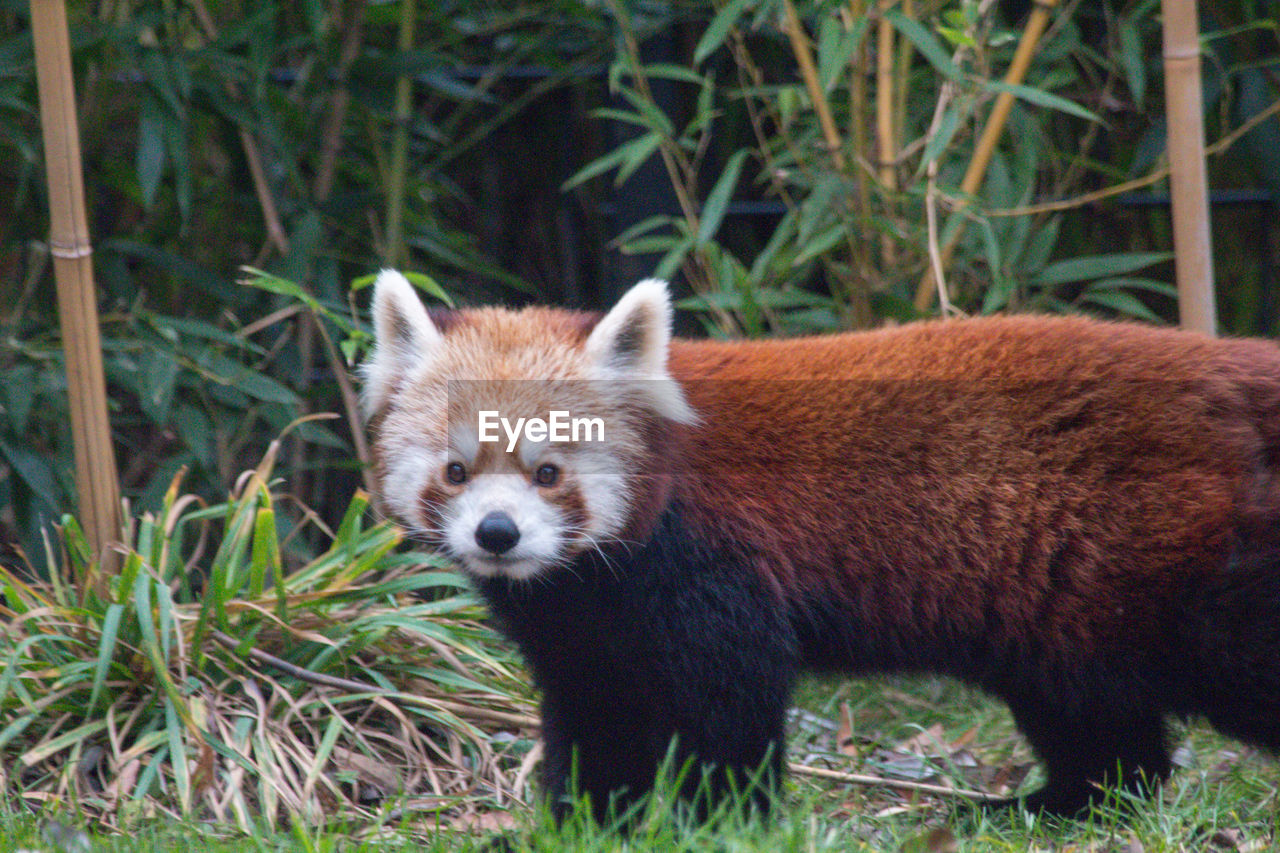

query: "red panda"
left=362, top=269, right=1280, bottom=821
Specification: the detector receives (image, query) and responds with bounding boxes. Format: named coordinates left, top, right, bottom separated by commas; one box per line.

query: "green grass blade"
left=87, top=602, right=125, bottom=717
left=166, top=699, right=192, bottom=813
left=116, top=551, right=144, bottom=606
left=19, top=718, right=108, bottom=766
left=248, top=485, right=279, bottom=601
left=303, top=713, right=346, bottom=798
left=0, top=714, right=38, bottom=753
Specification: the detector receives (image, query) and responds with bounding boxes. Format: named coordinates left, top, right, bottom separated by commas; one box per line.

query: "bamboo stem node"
left=49, top=241, right=93, bottom=259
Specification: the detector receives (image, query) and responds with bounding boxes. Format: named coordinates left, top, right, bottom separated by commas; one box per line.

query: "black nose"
left=475, top=511, right=520, bottom=555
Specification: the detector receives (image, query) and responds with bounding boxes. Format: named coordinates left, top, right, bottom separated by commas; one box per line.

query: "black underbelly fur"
left=476, top=505, right=797, bottom=823
left=477, top=508, right=1280, bottom=821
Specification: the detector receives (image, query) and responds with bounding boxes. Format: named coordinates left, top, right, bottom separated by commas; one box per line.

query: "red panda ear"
left=585, top=279, right=697, bottom=424
left=586, top=278, right=672, bottom=375
left=362, top=269, right=442, bottom=417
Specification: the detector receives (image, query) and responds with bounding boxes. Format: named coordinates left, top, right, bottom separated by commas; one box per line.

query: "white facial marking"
left=382, top=444, right=445, bottom=532
left=449, top=422, right=479, bottom=466
left=441, top=473, right=565, bottom=579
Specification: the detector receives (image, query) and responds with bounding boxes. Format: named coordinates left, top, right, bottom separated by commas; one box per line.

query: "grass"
left=2, top=446, right=1277, bottom=850
left=3, top=674, right=1277, bottom=850
left=0, top=442, right=535, bottom=839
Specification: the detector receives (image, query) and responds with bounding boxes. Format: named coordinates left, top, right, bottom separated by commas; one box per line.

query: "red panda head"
left=362, top=270, right=696, bottom=579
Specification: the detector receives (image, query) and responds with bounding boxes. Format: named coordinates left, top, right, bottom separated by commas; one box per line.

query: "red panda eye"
left=534, top=464, right=559, bottom=487
left=445, top=462, right=467, bottom=485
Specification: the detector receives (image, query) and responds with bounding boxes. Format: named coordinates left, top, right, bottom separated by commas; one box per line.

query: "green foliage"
left=570, top=1, right=1279, bottom=335
left=0, top=0, right=608, bottom=548
left=0, top=446, right=531, bottom=831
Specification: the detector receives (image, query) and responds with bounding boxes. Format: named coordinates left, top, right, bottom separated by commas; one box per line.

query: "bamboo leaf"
left=818, top=15, right=869, bottom=92
left=349, top=269, right=453, bottom=306
left=1077, top=289, right=1163, bottom=323
left=588, top=107, right=658, bottom=129
left=641, top=63, right=706, bottom=85
left=698, top=149, right=749, bottom=244
left=103, top=240, right=246, bottom=307
left=1034, top=252, right=1171, bottom=287
left=982, top=80, right=1101, bottom=123
left=610, top=214, right=676, bottom=247
left=695, top=0, right=755, bottom=65
left=0, top=438, right=62, bottom=513
left=618, top=88, right=676, bottom=137
left=0, top=363, right=35, bottom=433
left=1117, top=16, right=1146, bottom=110
left=921, top=103, right=963, bottom=169
left=1086, top=276, right=1178, bottom=298
left=792, top=225, right=847, bottom=265
left=191, top=348, right=299, bottom=405
left=885, top=9, right=960, bottom=81
left=654, top=234, right=695, bottom=281
left=562, top=132, right=661, bottom=190
left=137, top=98, right=167, bottom=208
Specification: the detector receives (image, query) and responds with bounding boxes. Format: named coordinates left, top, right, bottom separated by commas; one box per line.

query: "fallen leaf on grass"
left=898, top=826, right=957, bottom=852
left=897, top=724, right=949, bottom=756
left=837, top=701, right=858, bottom=756
left=330, top=746, right=403, bottom=794
left=1207, top=828, right=1245, bottom=850
left=443, top=809, right=520, bottom=833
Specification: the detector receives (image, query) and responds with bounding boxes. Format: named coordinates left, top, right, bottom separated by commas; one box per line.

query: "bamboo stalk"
left=846, top=0, right=870, bottom=197
left=314, top=0, right=369, bottom=201
left=1161, top=0, right=1216, bottom=334
left=384, top=0, right=417, bottom=267
left=782, top=0, right=846, bottom=170
left=30, top=0, right=121, bottom=587
left=893, top=0, right=914, bottom=148
left=913, top=0, right=1059, bottom=311
left=844, top=0, right=874, bottom=295
left=189, top=0, right=290, bottom=256
left=875, top=0, right=897, bottom=265
left=875, top=0, right=895, bottom=189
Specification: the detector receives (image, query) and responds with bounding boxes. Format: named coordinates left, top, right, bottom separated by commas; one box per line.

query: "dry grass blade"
left=788, top=761, right=989, bottom=800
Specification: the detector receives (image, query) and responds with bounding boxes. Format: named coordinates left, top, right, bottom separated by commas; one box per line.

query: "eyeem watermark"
left=478, top=410, right=604, bottom=452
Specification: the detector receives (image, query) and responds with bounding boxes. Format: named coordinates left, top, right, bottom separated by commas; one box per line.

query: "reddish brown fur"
left=657, top=315, right=1280, bottom=661
left=370, top=278, right=1280, bottom=819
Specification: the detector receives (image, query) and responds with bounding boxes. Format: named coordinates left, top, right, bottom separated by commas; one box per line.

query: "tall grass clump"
left=0, top=439, right=535, bottom=835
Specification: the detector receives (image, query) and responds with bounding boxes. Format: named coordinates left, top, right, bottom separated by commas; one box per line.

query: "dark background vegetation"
left=1, top=0, right=1278, bottom=562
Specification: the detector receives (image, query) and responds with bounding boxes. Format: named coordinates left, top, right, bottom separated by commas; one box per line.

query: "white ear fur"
left=585, top=278, right=697, bottom=425
left=361, top=269, right=442, bottom=417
